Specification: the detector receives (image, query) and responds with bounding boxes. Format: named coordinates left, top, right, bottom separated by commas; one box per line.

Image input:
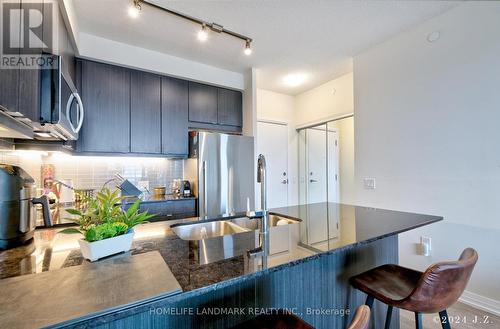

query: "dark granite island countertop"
left=0, top=202, right=442, bottom=328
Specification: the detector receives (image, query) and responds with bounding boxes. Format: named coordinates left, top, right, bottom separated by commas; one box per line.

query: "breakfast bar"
left=0, top=202, right=442, bottom=329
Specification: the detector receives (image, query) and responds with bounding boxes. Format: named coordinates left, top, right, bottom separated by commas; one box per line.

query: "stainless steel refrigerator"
left=190, top=132, right=255, bottom=218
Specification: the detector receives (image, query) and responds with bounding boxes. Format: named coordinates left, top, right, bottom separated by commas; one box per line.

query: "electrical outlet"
left=363, top=178, right=376, bottom=190
left=420, top=236, right=432, bottom=256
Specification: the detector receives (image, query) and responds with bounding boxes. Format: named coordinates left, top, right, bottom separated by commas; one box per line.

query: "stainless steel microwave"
left=37, top=54, right=84, bottom=141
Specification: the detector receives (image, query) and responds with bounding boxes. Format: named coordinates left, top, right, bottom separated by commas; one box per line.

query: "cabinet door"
left=162, top=77, right=188, bottom=156
left=131, top=71, right=161, bottom=154
left=79, top=60, right=130, bottom=153
left=188, top=82, right=217, bottom=124
left=0, top=1, right=20, bottom=114
left=218, top=88, right=242, bottom=127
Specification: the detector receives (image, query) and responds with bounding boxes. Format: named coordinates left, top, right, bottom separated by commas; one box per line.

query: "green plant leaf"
left=58, top=228, right=82, bottom=234
left=126, top=200, right=140, bottom=217
left=66, top=208, right=82, bottom=216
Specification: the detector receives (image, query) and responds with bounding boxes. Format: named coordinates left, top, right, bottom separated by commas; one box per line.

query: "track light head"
left=244, top=40, right=252, bottom=56
left=198, top=24, right=208, bottom=42
left=128, top=0, right=141, bottom=18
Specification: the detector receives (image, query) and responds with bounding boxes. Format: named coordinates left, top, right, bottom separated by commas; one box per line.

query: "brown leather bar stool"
left=347, top=305, right=370, bottom=329
left=349, top=248, right=478, bottom=329
left=231, top=305, right=370, bottom=329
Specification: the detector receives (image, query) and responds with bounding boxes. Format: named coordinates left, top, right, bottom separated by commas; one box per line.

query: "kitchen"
left=0, top=1, right=499, bottom=329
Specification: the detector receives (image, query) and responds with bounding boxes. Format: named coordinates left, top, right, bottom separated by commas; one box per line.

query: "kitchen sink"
left=170, top=215, right=301, bottom=264
left=230, top=214, right=301, bottom=230
left=171, top=220, right=250, bottom=240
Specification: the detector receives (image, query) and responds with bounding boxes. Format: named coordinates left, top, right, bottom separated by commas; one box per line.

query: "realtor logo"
left=1, top=0, right=56, bottom=69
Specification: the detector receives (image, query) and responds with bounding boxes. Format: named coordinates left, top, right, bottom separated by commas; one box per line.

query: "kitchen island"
left=0, top=202, right=442, bottom=329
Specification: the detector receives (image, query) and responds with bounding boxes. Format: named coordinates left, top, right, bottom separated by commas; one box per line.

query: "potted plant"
left=60, top=187, right=155, bottom=261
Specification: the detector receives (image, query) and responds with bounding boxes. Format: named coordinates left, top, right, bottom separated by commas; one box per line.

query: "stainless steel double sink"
left=171, top=215, right=301, bottom=265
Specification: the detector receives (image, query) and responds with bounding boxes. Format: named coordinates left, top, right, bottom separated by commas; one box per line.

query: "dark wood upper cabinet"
left=131, top=71, right=161, bottom=154
left=78, top=60, right=130, bottom=153
left=217, top=88, right=242, bottom=127
left=162, top=77, right=189, bottom=156
left=188, top=82, right=218, bottom=124
left=0, top=69, right=19, bottom=114
left=0, top=1, right=21, bottom=115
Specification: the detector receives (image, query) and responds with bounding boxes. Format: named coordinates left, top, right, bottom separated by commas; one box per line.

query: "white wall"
left=77, top=33, right=244, bottom=90
left=354, top=2, right=500, bottom=307
left=256, top=89, right=298, bottom=205
left=295, top=73, right=354, bottom=127
left=256, top=73, right=356, bottom=206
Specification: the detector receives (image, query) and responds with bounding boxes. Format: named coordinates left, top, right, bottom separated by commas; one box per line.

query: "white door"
left=327, top=130, right=339, bottom=203
left=306, top=125, right=327, bottom=203
left=256, top=121, right=288, bottom=208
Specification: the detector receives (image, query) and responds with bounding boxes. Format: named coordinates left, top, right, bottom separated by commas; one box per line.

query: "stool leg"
left=384, top=305, right=393, bottom=329
left=365, top=295, right=374, bottom=308
left=439, top=310, right=452, bottom=329
left=415, top=312, right=422, bottom=329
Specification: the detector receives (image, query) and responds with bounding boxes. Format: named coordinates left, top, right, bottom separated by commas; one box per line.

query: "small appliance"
left=182, top=180, right=191, bottom=197
left=0, top=165, right=53, bottom=249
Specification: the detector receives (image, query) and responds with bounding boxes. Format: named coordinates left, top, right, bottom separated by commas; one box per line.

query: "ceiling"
left=72, top=0, right=460, bottom=95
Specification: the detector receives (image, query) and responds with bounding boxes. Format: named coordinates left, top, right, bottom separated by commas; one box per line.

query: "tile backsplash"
left=0, top=151, right=185, bottom=193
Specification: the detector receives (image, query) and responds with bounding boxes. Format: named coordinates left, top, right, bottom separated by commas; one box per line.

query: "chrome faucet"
left=247, top=154, right=269, bottom=268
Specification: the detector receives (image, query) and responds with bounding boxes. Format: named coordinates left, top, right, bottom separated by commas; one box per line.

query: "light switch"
left=363, top=178, right=376, bottom=190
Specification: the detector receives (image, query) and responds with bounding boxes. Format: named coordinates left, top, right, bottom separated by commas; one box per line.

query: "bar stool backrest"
left=346, top=305, right=370, bottom=329
left=401, top=247, right=478, bottom=313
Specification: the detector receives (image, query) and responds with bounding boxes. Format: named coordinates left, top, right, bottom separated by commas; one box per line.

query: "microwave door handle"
left=74, top=93, right=84, bottom=133
left=66, top=93, right=77, bottom=133
left=66, top=92, right=84, bottom=133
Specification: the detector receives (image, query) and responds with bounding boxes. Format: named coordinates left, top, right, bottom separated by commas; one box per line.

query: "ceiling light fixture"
left=197, top=24, right=208, bottom=42
left=244, top=39, right=252, bottom=56
left=283, top=73, right=308, bottom=87
left=128, top=0, right=141, bottom=18
left=133, top=0, right=253, bottom=55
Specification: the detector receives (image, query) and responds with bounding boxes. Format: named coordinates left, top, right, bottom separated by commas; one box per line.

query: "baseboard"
left=459, top=290, right=500, bottom=317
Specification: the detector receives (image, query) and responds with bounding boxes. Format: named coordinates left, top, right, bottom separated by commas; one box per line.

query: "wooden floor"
left=400, top=302, right=499, bottom=329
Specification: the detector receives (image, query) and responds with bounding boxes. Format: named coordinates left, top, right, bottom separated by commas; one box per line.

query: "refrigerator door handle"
left=202, top=161, right=208, bottom=217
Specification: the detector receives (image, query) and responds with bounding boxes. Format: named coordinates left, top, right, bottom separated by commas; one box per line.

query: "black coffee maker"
left=0, top=165, right=52, bottom=249
left=182, top=180, right=191, bottom=197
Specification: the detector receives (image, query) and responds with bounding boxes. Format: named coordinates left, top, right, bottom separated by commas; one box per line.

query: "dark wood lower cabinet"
left=123, top=199, right=196, bottom=220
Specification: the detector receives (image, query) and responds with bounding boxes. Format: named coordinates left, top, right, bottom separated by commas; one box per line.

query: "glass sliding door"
left=298, top=117, right=354, bottom=247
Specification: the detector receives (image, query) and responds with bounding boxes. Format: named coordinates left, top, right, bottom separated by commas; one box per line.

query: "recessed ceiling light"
left=427, top=31, right=440, bottom=43
left=197, top=24, right=208, bottom=42
left=283, top=73, right=308, bottom=87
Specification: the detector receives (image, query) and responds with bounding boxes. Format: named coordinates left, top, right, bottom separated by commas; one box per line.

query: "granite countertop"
left=0, top=202, right=442, bottom=328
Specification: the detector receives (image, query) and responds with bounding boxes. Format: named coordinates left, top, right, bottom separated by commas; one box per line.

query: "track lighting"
left=197, top=24, right=208, bottom=42
left=244, top=40, right=252, bottom=56
left=131, top=1, right=253, bottom=55
left=128, top=0, right=141, bottom=18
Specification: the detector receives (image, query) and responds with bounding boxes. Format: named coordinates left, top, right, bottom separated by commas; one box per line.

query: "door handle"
left=309, top=179, right=318, bottom=183
left=202, top=161, right=208, bottom=217
left=281, top=179, right=288, bottom=184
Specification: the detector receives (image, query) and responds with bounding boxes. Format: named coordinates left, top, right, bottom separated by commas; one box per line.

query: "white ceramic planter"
left=78, top=230, right=134, bottom=262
